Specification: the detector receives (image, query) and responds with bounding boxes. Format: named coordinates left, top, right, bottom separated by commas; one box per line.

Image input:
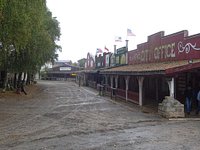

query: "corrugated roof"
left=100, top=59, right=200, bottom=75
left=75, top=69, right=98, bottom=74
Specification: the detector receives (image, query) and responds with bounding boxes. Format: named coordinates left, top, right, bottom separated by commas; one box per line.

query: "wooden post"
left=125, top=76, right=130, bottom=101
left=110, top=76, right=113, bottom=98
left=138, top=77, right=144, bottom=106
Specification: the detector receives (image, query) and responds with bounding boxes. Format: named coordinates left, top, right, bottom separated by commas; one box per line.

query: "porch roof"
left=75, top=69, right=99, bottom=74
left=100, top=59, right=200, bottom=76
left=47, top=71, right=76, bottom=74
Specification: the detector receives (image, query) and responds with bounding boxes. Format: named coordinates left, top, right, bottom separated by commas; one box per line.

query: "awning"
left=100, top=59, right=200, bottom=76
left=47, top=71, right=76, bottom=74
left=75, top=69, right=99, bottom=74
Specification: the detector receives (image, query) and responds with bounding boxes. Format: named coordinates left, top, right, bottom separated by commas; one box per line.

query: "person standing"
left=196, top=88, right=200, bottom=114
left=184, top=86, right=193, bottom=115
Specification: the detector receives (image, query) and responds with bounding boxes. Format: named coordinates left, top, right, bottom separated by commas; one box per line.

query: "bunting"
left=104, top=46, right=109, bottom=52
left=96, top=48, right=103, bottom=53
left=127, top=28, right=136, bottom=36
left=115, top=36, right=122, bottom=42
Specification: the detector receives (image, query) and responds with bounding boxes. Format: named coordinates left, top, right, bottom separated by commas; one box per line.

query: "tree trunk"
left=21, top=72, right=27, bottom=95
left=14, top=73, right=17, bottom=89
left=22, top=72, right=26, bottom=84
left=2, top=71, right=8, bottom=92
left=16, top=72, right=22, bottom=93
left=26, top=72, right=30, bottom=85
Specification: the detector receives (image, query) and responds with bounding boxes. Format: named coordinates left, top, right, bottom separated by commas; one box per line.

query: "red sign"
left=128, top=30, right=200, bottom=64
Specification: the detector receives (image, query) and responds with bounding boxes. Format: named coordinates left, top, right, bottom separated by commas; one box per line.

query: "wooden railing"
left=88, top=81, right=97, bottom=88
left=116, top=88, right=126, bottom=98
left=128, top=91, right=139, bottom=103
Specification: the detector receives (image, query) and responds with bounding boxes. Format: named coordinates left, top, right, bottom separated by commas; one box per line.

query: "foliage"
left=72, top=62, right=78, bottom=66
left=78, top=58, right=86, bottom=68
left=0, top=0, right=61, bottom=89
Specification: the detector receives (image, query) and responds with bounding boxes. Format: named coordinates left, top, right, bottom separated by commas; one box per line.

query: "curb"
left=169, top=118, right=200, bottom=121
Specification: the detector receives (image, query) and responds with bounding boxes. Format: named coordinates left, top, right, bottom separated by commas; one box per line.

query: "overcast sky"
left=46, top=0, right=200, bottom=62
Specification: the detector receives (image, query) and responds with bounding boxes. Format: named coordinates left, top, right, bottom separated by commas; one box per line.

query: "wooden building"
left=100, top=30, right=200, bottom=109
left=46, top=61, right=80, bottom=81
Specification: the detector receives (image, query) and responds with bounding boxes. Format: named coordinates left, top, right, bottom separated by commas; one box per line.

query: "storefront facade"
left=100, top=30, right=200, bottom=108
left=46, top=63, right=80, bottom=81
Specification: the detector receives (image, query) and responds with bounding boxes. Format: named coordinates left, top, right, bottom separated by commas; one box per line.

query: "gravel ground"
left=0, top=80, right=200, bottom=150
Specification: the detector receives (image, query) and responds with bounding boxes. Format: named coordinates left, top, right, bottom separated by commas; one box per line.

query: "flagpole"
left=125, top=40, right=129, bottom=51
left=114, top=44, right=117, bottom=54
left=125, top=40, right=129, bottom=64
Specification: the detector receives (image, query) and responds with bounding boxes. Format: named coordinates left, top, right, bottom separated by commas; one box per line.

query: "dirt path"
left=0, top=80, right=200, bottom=150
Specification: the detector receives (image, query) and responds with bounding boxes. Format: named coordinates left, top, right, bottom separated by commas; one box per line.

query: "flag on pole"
left=96, top=48, right=103, bottom=53
left=127, top=28, right=136, bottom=36
left=115, top=36, right=122, bottom=42
left=104, top=46, right=109, bottom=52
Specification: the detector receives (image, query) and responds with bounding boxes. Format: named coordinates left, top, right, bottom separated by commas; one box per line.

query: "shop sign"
left=117, top=47, right=127, bottom=54
left=71, top=73, right=76, bottom=76
left=60, top=67, right=71, bottom=71
left=115, top=47, right=127, bottom=65
left=128, top=30, right=200, bottom=64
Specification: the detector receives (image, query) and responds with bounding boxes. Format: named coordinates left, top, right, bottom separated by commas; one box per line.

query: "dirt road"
left=0, top=80, right=200, bottom=150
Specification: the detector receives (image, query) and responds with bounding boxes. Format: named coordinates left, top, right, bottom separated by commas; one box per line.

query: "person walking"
left=184, top=86, right=193, bottom=115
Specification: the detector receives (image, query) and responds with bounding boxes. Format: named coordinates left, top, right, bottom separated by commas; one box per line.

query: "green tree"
left=0, top=0, right=61, bottom=91
left=78, top=58, right=86, bottom=68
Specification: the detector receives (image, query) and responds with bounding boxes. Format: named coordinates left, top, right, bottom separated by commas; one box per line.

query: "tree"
left=0, top=0, right=61, bottom=91
left=78, top=58, right=86, bottom=68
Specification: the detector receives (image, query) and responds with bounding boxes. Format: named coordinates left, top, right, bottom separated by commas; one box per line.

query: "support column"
left=78, top=75, right=81, bottom=87
left=125, top=40, right=129, bottom=64
left=105, top=75, right=108, bottom=85
left=138, top=77, right=144, bottom=106
left=115, top=75, right=118, bottom=88
left=104, top=75, right=108, bottom=92
left=125, top=76, right=130, bottom=101
left=83, top=73, right=87, bottom=86
left=167, top=77, right=175, bottom=98
left=83, top=74, right=85, bottom=86
left=110, top=76, right=114, bottom=98
left=114, top=45, right=117, bottom=54
left=110, top=76, right=113, bottom=88
left=155, top=78, right=159, bottom=101
left=110, top=75, right=118, bottom=99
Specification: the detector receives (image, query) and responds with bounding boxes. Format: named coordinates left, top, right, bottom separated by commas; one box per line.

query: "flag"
left=127, top=28, right=136, bottom=36
left=115, top=36, right=122, bottom=42
left=96, top=48, right=103, bottom=53
left=104, top=46, right=109, bottom=52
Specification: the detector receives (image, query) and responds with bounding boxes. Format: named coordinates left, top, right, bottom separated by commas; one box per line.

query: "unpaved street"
left=0, top=80, right=200, bottom=150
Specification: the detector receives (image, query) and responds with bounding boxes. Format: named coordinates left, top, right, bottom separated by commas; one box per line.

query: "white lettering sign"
left=60, top=67, right=71, bottom=71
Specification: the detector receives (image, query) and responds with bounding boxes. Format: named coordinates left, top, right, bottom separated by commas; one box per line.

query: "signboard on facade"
left=117, top=47, right=127, bottom=54
left=105, top=53, right=110, bottom=67
left=128, top=30, right=200, bottom=64
left=95, top=54, right=104, bottom=69
left=115, top=46, right=127, bottom=65
left=110, top=54, right=115, bottom=67
left=60, top=67, right=71, bottom=71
